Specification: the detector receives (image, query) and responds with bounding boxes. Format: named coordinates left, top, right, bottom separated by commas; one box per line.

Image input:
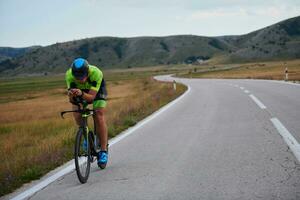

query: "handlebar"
left=61, top=96, right=94, bottom=119
left=60, top=108, right=95, bottom=119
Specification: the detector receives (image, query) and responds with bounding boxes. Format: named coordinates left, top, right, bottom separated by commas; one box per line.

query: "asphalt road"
left=7, top=76, right=300, bottom=200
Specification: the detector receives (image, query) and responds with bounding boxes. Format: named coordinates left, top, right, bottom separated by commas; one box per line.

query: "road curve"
left=6, top=76, right=300, bottom=200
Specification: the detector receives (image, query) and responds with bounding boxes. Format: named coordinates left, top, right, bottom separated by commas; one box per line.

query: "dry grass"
left=0, top=76, right=186, bottom=196
left=183, top=59, right=300, bottom=81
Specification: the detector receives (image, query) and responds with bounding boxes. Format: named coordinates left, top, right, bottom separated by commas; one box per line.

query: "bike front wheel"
left=74, top=128, right=90, bottom=183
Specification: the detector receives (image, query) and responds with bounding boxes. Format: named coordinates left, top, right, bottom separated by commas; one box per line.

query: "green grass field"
left=0, top=72, right=186, bottom=196
left=0, top=67, right=177, bottom=104
left=179, top=59, right=300, bottom=81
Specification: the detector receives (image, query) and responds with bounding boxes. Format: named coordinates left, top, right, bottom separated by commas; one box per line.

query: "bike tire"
left=74, top=128, right=91, bottom=183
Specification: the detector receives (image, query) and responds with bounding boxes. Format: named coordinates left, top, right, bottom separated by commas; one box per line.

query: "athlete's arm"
left=67, top=89, right=77, bottom=103
left=72, top=88, right=97, bottom=103
left=79, top=66, right=103, bottom=102
left=81, top=89, right=97, bottom=103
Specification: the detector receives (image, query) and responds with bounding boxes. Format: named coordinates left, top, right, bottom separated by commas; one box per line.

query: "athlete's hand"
left=67, top=89, right=76, bottom=97
left=69, top=89, right=82, bottom=97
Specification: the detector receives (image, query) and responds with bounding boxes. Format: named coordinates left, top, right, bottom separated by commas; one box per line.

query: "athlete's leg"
left=72, top=105, right=83, bottom=126
left=94, top=108, right=108, bottom=151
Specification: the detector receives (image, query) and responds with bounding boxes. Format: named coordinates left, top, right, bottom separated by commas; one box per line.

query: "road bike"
left=61, top=98, right=104, bottom=183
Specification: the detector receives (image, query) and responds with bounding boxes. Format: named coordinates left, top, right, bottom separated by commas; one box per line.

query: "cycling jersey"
left=65, top=65, right=107, bottom=108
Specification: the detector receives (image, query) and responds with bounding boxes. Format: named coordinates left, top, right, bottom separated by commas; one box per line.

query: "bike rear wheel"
left=74, top=128, right=90, bottom=183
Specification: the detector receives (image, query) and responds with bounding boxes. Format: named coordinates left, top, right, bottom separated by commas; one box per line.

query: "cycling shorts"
left=93, top=99, right=107, bottom=109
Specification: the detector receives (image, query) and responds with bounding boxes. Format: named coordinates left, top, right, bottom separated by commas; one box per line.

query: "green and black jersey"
left=65, top=65, right=107, bottom=101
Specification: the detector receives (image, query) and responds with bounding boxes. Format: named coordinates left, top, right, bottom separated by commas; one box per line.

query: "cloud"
left=250, top=5, right=300, bottom=18
left=186, top=8, right=247, bottom=21
left=184, top=5, right=300, bottom=22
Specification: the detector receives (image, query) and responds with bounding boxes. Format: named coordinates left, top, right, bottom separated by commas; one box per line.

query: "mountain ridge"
left=1, top=16, right=299, bottom=76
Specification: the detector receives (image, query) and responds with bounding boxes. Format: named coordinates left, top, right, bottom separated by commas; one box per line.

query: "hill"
left=0, top=16, right=299, bottom=76
left=0, top=46, right=41, bottom=62
left=218, top=16, right=300, bottom=62
left=0, top=36, right=230, bottom=76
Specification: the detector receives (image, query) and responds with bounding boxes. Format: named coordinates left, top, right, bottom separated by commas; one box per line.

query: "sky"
left=0, top=0, right=300, bottom=47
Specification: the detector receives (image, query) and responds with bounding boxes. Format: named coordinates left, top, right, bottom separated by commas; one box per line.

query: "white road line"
left=240, top=87, right=244, bottom=90
left=110, top=85, right=191, bottom=146
left=10, top=84, right=191, bottom=200
left=244, top=90, right=250, bottom=94
left=249, top=94, right=267, bottom=109
left=270, top=118, right=300, bottom=163
left=10, top=164, right=75, bottom=200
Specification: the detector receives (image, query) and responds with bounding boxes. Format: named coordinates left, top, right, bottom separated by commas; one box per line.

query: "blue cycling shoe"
left=97, top=151, right=108, bottom=169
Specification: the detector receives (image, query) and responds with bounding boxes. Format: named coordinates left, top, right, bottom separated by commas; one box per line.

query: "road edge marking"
left=270, top=118, right=300, bottom=163
left=109, top=84, right=191, bottom=146
left=10, top=164, right=74, bottom=200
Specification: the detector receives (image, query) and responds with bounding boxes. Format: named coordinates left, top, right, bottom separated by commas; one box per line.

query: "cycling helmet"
left=71, top=58, right=89, bottom=79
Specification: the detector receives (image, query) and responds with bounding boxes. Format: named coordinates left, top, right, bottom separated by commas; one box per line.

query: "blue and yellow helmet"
left=71, top=58, right=89, bottom=79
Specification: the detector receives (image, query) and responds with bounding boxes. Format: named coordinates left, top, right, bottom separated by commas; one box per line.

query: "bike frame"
left=61, top=103, right=98, bottom=155
left=61, top=99, right=104, bottom=183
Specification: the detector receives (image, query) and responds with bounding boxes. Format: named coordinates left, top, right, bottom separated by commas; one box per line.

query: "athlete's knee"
left=95, top=108, right=105, bottom=116
left=94, top=109, right=106, bottom=122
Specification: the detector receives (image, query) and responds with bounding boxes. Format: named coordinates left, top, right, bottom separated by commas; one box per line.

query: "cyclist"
left=65, top=58, right=108, bottom=168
